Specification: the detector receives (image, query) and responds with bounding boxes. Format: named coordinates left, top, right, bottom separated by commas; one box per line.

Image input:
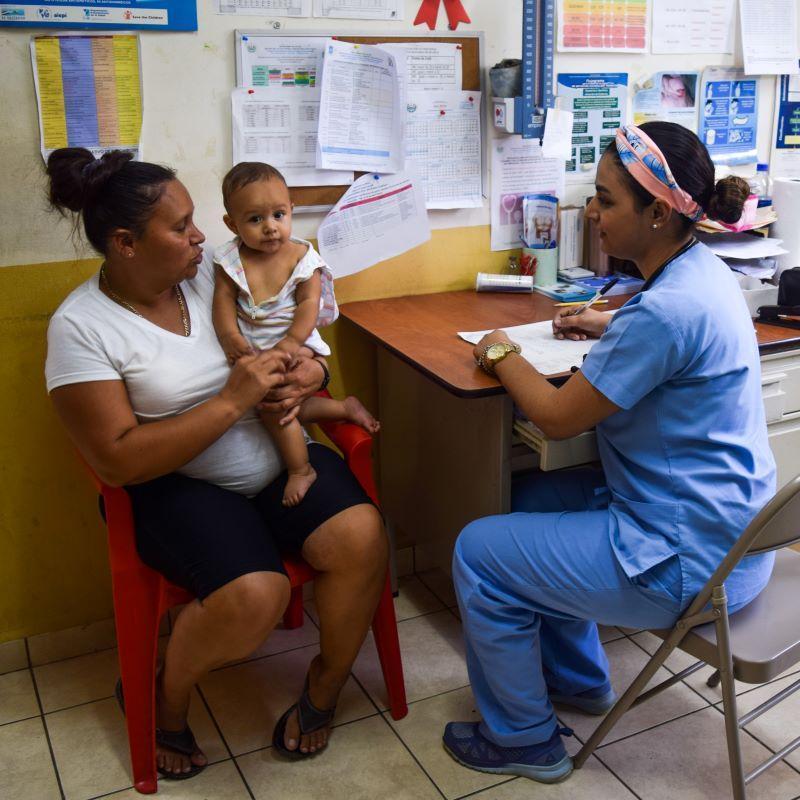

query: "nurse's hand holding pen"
left=552, top=307, right=611, bottom=341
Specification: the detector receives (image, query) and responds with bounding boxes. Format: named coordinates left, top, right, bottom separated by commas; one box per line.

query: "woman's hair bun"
left=47, top=148, right=133, bottom=214
left=706, top=175, right=751, bottom=225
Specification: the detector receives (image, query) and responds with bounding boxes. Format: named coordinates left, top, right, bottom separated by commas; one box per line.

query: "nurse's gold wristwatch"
left=476, top=341, right=521, bottom=374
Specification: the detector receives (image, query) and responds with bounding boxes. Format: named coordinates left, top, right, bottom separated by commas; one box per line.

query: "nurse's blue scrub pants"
left=453, top=468, right=685, bottom=748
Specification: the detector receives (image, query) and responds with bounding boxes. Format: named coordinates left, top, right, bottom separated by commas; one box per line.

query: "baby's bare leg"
left=299, top=396, right=380, bottom=435
left=260, top=411, right=317, bottom=506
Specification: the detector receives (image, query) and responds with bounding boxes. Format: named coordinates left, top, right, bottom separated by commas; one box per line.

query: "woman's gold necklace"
left=100, top=264, right=190, bottom=337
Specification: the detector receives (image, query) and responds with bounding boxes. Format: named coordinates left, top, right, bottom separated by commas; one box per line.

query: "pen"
left=563, top=277, right=620, bottom=317
left=554, top=299, right=609, bottom=307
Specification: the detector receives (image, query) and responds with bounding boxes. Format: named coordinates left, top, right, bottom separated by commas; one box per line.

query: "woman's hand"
left=219, top=348, right=292, bottom=415
left=472, top=330, right=513, bottom=363
left=258, top=355, right=326, bottom=425
left=552, top=308, right=610, bottom=341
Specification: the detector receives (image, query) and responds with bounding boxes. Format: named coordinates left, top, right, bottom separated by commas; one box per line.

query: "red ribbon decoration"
left=414, top=0, right=470, bottom=30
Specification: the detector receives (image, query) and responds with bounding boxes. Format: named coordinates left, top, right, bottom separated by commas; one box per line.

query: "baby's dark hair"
left=46, top=148, right=176, bottom=254
left=222, top=162, right=288, bottom=213
left=604, top=121, right=750, bottom=230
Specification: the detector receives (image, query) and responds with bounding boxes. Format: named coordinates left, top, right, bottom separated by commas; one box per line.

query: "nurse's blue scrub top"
left=581, top=241, right=776, bottom=608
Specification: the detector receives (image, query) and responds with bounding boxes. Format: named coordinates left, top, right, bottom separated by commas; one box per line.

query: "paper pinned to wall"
left=557, top=73, right=628, bottom=184
left=458, top=317, right=613, bottom=377
left=238, top=35, right=322, bottom=89
left=313, top=0, right=403, bottom=19
left=317, top=39, right=403, bottom=173
left=633, top=71, right=699, bottom=132
left=739, top=0, right=799, bottom=76
left=30, top=33, right=142, bottom=162
left=558, top=0, right=648, bottom=53
left=404, top=90, right=482, bottom=209
left=651, top=0, right=734, bottom=54
left=231, top=87, right=353, bottom=187
left=698, top=67, right=758, bottom=165
left=218, top=0, right=311, bottom=16
left=381, top=41, right=463, bottom=92
left=317, top=172, right=431, bottom=278
left=771, top=74, right=800, bottom=180
left=490, top=139, right=565, bottom=252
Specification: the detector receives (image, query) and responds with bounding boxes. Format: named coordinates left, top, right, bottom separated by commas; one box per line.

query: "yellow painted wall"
left=0, top=227, right=509, bottom=642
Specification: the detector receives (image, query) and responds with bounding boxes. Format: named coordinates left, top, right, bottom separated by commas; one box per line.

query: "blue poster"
left=0, top=2, right=197, bottom=30
left=698, top=67, right=758, bottom=165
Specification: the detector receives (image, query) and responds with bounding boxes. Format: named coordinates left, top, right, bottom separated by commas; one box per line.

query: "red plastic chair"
left=90, top=414, right=407, bottom=794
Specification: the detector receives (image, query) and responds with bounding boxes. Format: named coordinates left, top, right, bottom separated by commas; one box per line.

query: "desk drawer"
left=762, top=352, right=800, bottom=417
left=513, top=421, right=599, bottom=471
left=768, top=411, right=800, bottom=489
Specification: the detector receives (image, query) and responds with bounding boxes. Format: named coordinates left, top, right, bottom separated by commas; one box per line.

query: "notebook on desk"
left=458, top=313, right=615, bottom=376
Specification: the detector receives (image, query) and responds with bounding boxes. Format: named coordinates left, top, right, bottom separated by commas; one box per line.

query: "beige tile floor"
left=3, top=568, right=800, bottom=800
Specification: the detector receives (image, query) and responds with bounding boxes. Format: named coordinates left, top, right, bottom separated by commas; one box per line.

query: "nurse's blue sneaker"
left=442, top=722, right=574, bottom=784
left=548, top=684, right=617, bottom=716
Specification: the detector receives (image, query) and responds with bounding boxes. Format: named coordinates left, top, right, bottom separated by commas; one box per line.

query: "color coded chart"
left=31, top=34, right=142, bottom=160
left=558, top=0, right=648, bottom=52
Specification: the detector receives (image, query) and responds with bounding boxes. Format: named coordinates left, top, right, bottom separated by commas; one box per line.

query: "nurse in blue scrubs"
left=443, top=122, right=777, bottom=784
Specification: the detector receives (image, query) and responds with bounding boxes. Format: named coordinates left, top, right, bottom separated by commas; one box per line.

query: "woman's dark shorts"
left=126, top=443, right=373, bottom=600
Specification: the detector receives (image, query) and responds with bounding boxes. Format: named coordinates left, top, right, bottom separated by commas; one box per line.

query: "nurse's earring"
left=651, top=224, right=658, bottom=230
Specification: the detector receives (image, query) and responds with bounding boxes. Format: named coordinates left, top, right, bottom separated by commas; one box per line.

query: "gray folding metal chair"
left=574, top=475, right=800, bottom=799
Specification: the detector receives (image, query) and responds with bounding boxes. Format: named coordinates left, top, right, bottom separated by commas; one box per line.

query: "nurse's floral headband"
left=614, top=125, right=705, bottom=222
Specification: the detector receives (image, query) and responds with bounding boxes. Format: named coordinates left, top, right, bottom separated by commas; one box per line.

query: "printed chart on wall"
left=30, top=33, right=142, bottom=161
left=1, top=1, right=196, bottom=29
left=557, top=73, right=627, bottom=183
left=234, top=35, right=352, bottom=186
left=558, top=0, right=648, bottom=52
left=218, top=0, right=311, bottom=16
left=771, top=74, right=800, bottom=180
left=312, top=0, right=403, bottom=19
left=651, top=0, right=734, bottom=54
left=633, top=72, right=699, bottom=132
left=698, top=67, right=758, bottom=165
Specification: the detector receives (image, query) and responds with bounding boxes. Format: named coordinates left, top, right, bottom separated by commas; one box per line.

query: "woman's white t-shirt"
left=44, top=249, right=283, bottom=496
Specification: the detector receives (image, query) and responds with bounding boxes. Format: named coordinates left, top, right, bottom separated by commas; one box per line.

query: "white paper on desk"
left=317, top=172, right=431, bottom=278
left=381, top=42, right=463, bottom=92
left=238, top=36, right=322, bottom=90
left=313, top=0, right=403, bottom=19
left=317, top=39, right=403, bottom=173
left=700, top=234, right=788, bottom=260
left=231, top=88, right=353, bottom=187
left=491, top=139, right=565, bottom=252
left=404, top=91, right=482, bottom=209
left=728, top=258, right=778, bottom=279
left=219, top=0, right=311, bottom=15
left=739, top=0, right=800, bottom=76
left=458, top=316, right=614, bottom=377
left=652, top=0, right=734, bottom=54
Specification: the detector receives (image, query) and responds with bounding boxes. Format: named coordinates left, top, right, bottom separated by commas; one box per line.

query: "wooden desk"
left=341, top=289, right=800, bottom=572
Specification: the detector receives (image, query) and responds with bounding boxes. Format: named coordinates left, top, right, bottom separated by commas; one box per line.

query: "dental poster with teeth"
left=698, top=67, right=758, bottom=165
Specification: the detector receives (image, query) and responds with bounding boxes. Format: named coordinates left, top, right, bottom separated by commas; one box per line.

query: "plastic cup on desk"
left=521, top=246, right=558, bottom=286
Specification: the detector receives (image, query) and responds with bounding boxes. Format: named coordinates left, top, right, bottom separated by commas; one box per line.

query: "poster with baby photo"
left=633, top=72, right=699, bottom=133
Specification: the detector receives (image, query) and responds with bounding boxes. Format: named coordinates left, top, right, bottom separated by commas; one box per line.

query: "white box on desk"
left=741, top=285, right=778, bottom=318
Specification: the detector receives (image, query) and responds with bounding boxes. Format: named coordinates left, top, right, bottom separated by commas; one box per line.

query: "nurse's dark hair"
left=221, top=162, right=288, bottom=213
left=46, top=147, right=176, bottom=254
left=604, top=122, right=750, bottom=230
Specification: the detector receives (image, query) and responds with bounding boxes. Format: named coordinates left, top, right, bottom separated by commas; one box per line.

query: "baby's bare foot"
left=283, top=464, right=317, bottom=507
left=342, top=396, right=380, bottom=434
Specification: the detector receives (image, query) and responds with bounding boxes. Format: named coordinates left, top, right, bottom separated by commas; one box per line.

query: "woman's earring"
left=126, top=251, right=134, bottom=258
left=651, top=224, right=658, bottom=230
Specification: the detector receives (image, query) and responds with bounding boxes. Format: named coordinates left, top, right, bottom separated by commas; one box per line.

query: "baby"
left=213, top=162, right=379, bottom=506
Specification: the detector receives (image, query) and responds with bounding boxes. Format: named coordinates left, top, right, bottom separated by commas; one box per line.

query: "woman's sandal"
left=114, top=677, right=206, bottom=781
left=272, top=676, right=337, bottom=760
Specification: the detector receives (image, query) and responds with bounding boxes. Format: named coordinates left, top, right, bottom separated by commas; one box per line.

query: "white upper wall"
left=0, top=0, right=782, bottom=266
